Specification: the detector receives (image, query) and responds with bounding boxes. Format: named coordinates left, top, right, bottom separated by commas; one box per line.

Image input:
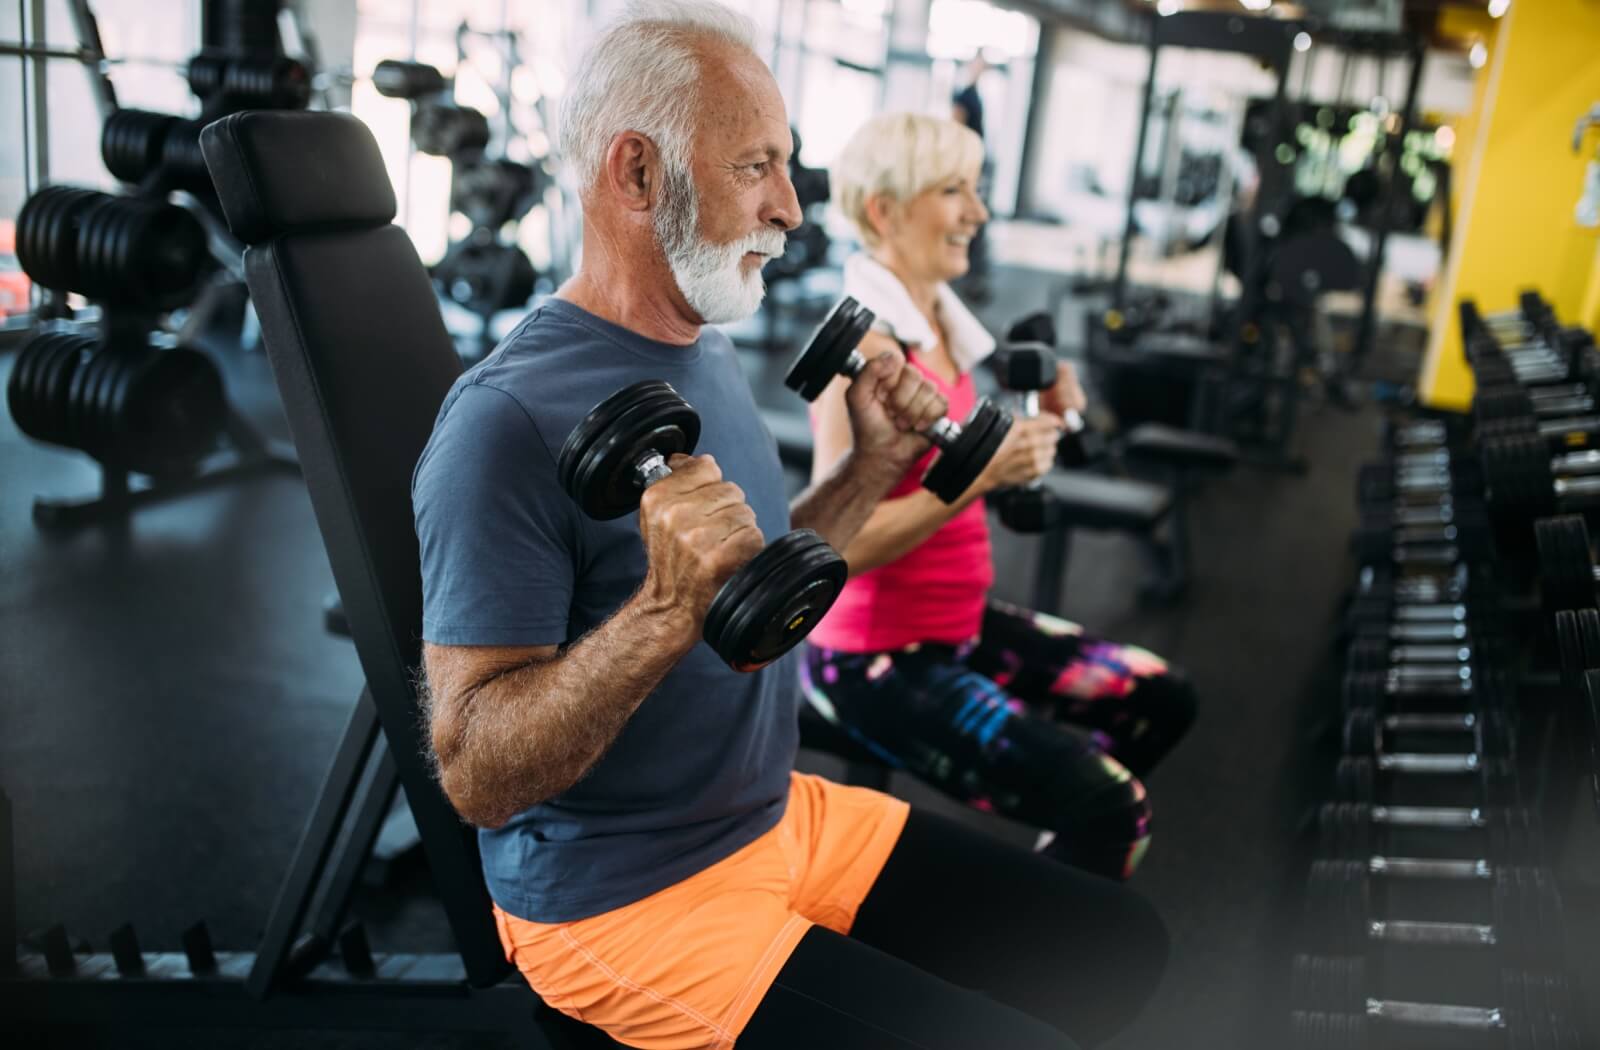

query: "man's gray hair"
left=559, top=0, right=759, bottom=196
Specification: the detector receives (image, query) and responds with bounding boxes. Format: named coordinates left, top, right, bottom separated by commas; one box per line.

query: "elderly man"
left=412, top=3, right=1166, bottom=1047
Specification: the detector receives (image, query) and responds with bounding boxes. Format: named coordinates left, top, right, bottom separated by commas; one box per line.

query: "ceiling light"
left=1488, top=0, right=1510, bottom=17
left=1469, top=41, right=1488, bottom=68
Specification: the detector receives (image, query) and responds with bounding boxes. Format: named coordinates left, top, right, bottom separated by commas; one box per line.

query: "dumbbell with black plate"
left=1303, top=860, right=1562, bottom=970
left=1469, top=320, right=1593, bottom=390
left=986, top=342, right=1062, bottom=532
left=1304, top=862, right=1563, bottom=974
left=1318, top=788, right=1537, bottom=886
left=1356, top=457, right=1481, bottom=509
left=557, top=380, right=847, bottom=671
left=1344, top=563, right=1508, bottom=643
left=1534, top=515, right=1600, bottom=615
left=1340, top=703, right=1513, bottom=779
left=1480, top=431, right=1600, bottom=522
left=1289, top=955, right=1581, bottom=1049
left=1351, top=503, right=1493, bottom=567
left=785, top=297, right=1012, bottom=503
left=1329, top=750, right=1522, bottom=810
left=1345, top=639, right=1488, bottom=693
left=1473, top=384, right=1600, bottom=453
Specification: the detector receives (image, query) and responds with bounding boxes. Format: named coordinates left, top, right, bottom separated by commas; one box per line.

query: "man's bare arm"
left=424, top=595, right=697, bottom=829
left=425, top=453, right=764, bottom=829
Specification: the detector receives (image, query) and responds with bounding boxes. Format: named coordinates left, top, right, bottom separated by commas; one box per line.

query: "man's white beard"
left=655, top=162, right=786, bottom=325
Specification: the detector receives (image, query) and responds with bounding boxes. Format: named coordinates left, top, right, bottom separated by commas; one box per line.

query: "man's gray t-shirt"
left=413, top=299, right=799, bottom=923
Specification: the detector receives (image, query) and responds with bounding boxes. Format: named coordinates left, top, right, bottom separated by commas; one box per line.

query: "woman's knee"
left=1045, top=770, right=1154, bottom=879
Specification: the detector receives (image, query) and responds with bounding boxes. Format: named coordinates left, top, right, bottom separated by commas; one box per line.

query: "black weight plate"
left=1005, top=311, right=1057, bottom=348
left=1578, top=608, right=1600, bottom=670
left=1341, top=708, right=1377, bottom=757
left=122, top=348, right=227, bottom=476
left=94, top=346, right=142, bottom=465
left=103, top=345, right=148, bottom=463
left=5, top=333, right=51, bottom=439
left=784, top=296, right=873, bottom=402
left=19, top=188, right=83, bottom=289
left=922, top=399, right=1011, bottom=504
left=37, top=333, right=90, bottom=445
left=1346, top=640, right=1388, bottom=675
left=1555, top=610, right=1584, bottom=684
left=88, top=345, right=132, bottom=459
left=75, top=196, right=118, bottom=299
left=1475, top=386, right=1535, bottom=425
left=65, top=346, right=110, bottom=455
left=994, top=485, right=1052, bottom=533
left=557, top=381, right=700, bottom=520
left=1482, top=433, right=1555, bottom=518
left=703, top=529, right=846, bottom=671
left=1480, top=708, right=1515, bottom=756
left=20, top=188, right=73, bottom=289
left=1537, top=515, right=1596, bottom=611
left=1332, top=757, right=1375, bottom=804
left=137, top=202, right=207, bottom=309
left=1340, top=672, right=1383, bottom=719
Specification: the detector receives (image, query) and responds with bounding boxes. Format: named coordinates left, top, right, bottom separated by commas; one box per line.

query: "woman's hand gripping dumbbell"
left=558, top=381, right=847, bottom=671
left=987, top=344, right=1073, bottom=531
left=786, top=296, right=1019, bottom=502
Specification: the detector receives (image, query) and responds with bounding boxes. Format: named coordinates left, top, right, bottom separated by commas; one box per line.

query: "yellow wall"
left=1419, top=0, right=1600, bottom=410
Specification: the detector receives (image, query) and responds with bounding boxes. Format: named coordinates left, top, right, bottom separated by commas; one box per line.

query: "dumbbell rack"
left=1287, top=295, right=1594, bottom=1048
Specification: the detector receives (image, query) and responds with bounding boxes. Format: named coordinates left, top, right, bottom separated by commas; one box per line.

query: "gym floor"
left=2, top=266, right=1392, bottom=1049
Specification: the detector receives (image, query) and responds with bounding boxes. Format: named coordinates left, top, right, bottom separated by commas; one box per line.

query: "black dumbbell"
left=1350, top=508, right=1493, bottom=567
left=1350, top=561, right=1472, bottom=608
left=1480, top=432, right=1600, bottom=520
left=1357, top=459, right=1481, bottom=507
left=1384, top=417, right=1452, bottom=452
left=1318, top=789, right=1536, bottom=879
left=1303, top=860, right=1560, bottom=965
left=785, top=297, right=1012, bottom=503
left=1002, top=312, right=1102, bottom=470
left=1341, top=705, right=1513, bottom=776
left=1341, top=662, right=1485, bottom=717
left=557, top=381, right=847, bottom=671
left=988, top=343, right=1061, bottom=532
left=1536, top=514, right=1600, bottom=613
left=1289, top=956, right=1580, bottom=1049
left=1329, top=751, right=1522, bottom=808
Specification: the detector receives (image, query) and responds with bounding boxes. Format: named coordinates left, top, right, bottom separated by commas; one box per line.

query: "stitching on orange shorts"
left=557, top=927, right=732, bottom=1044
left=717, top=913, right=810, bottom=1049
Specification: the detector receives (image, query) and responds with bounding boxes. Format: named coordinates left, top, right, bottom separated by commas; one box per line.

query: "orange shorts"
left=493, top=771, right=909, bottom=1050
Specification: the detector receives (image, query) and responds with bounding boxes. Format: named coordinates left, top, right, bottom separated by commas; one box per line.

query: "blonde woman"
left=802, top=113, right=1197, bottom=881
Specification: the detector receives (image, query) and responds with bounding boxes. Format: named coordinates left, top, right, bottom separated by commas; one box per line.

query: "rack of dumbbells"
left=5, top=17, right=311, bottom=529
left=1287, top=291, right=1595, bottom=1048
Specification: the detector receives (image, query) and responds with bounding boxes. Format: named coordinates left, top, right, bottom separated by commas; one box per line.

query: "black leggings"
left=737, top=808, right=1170, bottom=1049
left=801, top=601, right=1197, bottom=880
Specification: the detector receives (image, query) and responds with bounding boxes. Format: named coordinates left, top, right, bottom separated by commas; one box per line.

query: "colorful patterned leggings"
left=800, top=600, right=1197, bottom=880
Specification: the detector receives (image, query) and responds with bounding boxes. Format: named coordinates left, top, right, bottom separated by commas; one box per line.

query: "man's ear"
left=599, top=131, right=660, bottom=213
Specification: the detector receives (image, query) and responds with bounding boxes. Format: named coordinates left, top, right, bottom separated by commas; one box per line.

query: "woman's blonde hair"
left=832, top=112, right=984, bottom=248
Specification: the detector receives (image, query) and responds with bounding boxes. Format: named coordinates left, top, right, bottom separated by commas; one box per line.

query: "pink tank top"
left=807, top=356, right=993, bottom=653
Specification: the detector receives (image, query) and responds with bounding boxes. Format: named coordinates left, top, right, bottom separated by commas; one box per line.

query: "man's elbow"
left=436, top=756, right=514, bottom=830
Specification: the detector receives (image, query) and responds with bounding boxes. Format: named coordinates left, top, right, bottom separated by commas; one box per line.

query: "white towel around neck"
left=841, top=254, right=995, bottom=375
